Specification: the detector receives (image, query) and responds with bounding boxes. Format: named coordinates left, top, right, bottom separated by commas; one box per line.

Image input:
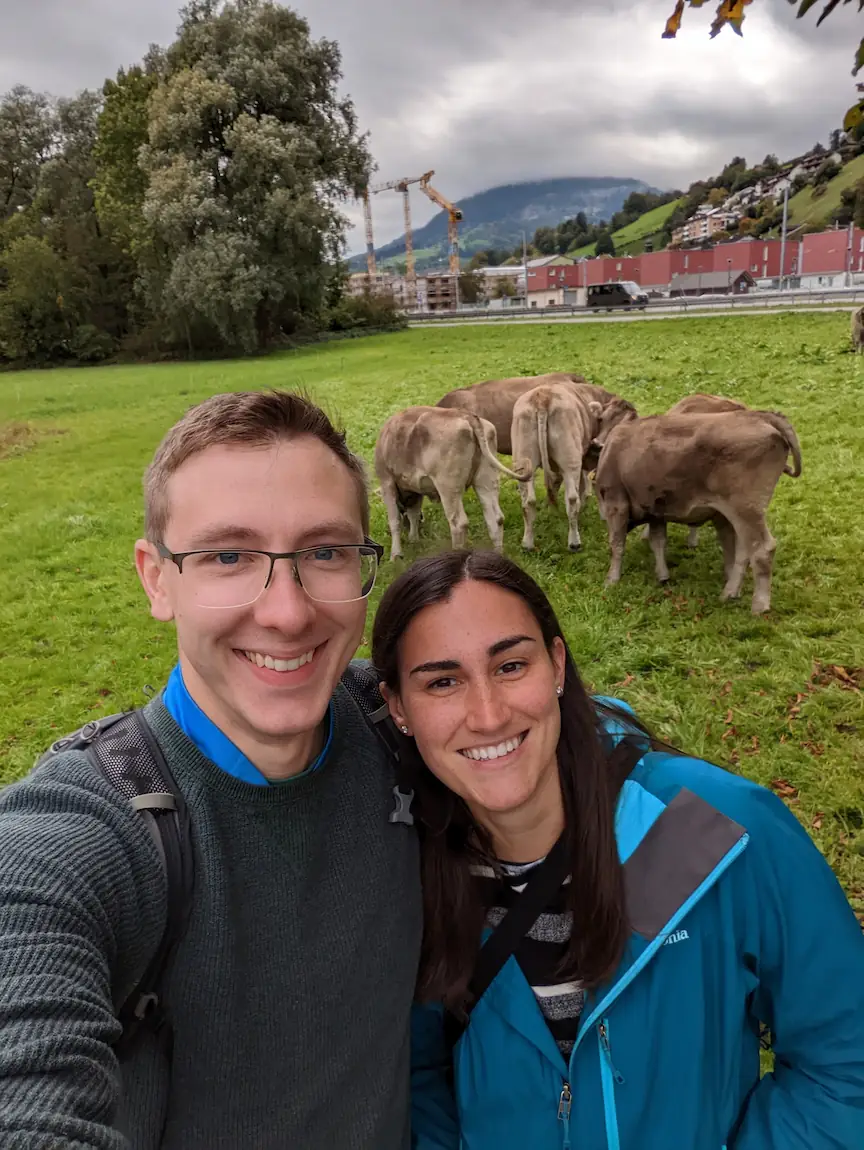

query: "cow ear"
left=588, top=401, right=603, bottom=416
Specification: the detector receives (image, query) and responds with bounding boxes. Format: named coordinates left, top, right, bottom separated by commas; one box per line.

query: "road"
left=408, top=297, right=861, bottom=329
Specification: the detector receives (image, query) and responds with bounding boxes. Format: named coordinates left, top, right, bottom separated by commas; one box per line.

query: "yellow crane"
left=365, top=172, right=430, bottom=293
left=419, top=172, right=463, bottom=276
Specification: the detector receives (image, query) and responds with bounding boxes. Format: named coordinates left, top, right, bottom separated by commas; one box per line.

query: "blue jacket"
left=411, top=701, right=864, bottom=1150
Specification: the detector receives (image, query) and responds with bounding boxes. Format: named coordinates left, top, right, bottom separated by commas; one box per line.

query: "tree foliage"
left=0, top=0, right=370, bottom=366
left=662, top=1, right=864, bottom=131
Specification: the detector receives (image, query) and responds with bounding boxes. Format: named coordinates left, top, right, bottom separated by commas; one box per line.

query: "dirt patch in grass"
left=0, top=421, right=66, bottom=460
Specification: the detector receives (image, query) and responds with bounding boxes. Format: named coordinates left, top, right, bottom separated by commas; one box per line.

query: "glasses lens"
left=182, top=551, right=270, bottom=609
left=297, top=545, right=379, bottom=603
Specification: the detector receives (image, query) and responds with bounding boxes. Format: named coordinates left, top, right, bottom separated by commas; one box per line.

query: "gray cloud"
left=0, top=0, right=860, bottom=252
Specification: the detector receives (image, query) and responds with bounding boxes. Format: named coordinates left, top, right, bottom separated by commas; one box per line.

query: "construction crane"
left=365, top=172, right=431, bottom=292
left=419, top=172, right=463, bottom=276
left=361, top=188, right=377, bottom=278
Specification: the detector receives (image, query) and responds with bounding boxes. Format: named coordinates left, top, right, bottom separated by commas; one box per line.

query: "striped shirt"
left=472, top=857, right=582, bottom=1056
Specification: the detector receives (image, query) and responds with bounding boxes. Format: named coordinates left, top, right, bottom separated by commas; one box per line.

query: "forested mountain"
left=352, top=176, right=657, bottom=271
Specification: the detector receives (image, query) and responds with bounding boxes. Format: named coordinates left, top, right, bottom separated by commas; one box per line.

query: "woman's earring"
left=556, top=685, right=564, bottom=698
left=400, top=725, right=410, bottom=735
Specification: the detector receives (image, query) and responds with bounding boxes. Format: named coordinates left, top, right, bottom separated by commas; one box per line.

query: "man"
left=0, top=390, right=422, bottom=1148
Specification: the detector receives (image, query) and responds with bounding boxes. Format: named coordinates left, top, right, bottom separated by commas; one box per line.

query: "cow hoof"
left=568, top=542, right=582, bottom=553
left=657, top=575, right=670, bottom=584
left=522, top=543, right=534, bottom=552
left=751, top=600, right=771, bottom=615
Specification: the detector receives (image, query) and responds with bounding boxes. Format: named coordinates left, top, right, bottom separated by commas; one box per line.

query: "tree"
left=0, top=86, right=57, bottom=220
left=707, top=187, right=728, bottom=207
left=0, top=236, right=73, bottom=361
left=92, top=66, right=159, bottom=254
left=595, top=230, right=616, bottom=257
left=138, top=0, right=371, bottom=353
left=854, top=181, right=864, bottom=229
left=458, top=269, right=485, bottom=304
left=532, top=226, right=558, bottom=255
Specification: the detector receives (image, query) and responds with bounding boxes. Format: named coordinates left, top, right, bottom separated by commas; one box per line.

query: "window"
left=548, top=298, right=556, bottom=306
left=684, top=255, right=690, bottom=269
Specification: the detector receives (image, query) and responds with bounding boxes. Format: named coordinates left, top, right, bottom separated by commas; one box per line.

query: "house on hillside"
left=668, top=269, right=755, bottom=297
left=672, top=208, right=740, bottom=246
left=347, top=271, right=418, bottom=310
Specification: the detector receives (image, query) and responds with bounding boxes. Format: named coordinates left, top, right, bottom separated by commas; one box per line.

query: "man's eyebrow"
left=181, top=519, right=363, bottom=551
left=409, top=636, right=535, bottom=676
left=184, top=525, right=261, bottom=549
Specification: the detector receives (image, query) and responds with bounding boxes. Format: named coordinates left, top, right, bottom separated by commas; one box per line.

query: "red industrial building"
left=523, top=227, right=863, bottom=306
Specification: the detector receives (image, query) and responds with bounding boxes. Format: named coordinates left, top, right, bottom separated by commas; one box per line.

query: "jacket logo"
left=663, top=929, right=690, bottom=946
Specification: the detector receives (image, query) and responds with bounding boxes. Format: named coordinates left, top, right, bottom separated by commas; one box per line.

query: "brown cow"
left=436, top=373, right=616, bottom=455
left=594, top=409, right=802, bottom=614
left=512, top=385, right=635, bottom=551
left=374, top=406, right=529, bottom=560
left=852, top=306, right=864, bottom=353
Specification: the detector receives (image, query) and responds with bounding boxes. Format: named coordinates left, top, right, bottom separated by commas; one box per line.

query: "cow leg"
left=718, top=514, right=751, bottom=604
left=686, top=526, right=700, bottom=548
left=405, top=500, right=423, bottom=542
left=648, top=521, right=670, bottom=582
left=379, top=477, right=404, bottom=561
left=580, top=469, right=592, bottom=505
left=519, top=471, right=538, bottom=551
left=604, top=504, right=629, bottom=586
left=563, top=470, right=584, bottom=552
left=714, top=517, right=737, bottom=583
left=437, top=487, right=471, bottom=550
left=737, top=514, right=777, bottom=615
left=473, top=463, right=506, bottom=552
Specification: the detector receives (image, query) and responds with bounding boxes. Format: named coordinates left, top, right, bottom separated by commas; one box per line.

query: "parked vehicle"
left=586, top=281, right=649, bottom=310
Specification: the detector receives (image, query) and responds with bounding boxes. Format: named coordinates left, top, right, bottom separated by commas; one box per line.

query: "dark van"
left=587, top=281, right=649, bottom=310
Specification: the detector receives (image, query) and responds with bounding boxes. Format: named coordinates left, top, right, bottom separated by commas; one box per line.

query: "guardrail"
left=406, top=285, right=864, bottom=324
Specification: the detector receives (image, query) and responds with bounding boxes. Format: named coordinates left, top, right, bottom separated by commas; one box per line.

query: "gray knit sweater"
left=0, top=684, right=422, bottom=1149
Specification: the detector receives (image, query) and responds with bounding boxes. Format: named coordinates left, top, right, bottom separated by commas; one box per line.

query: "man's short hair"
left=144, top=390, right=370, bottom=541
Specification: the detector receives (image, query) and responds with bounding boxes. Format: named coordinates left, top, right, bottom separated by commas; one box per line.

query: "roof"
left=526, top=255, right=574, bottom=268
left=670, top=270, right=755, bottom=291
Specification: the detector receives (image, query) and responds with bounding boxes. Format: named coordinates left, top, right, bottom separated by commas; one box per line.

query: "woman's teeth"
left=460, top=733, right=526, bottom=762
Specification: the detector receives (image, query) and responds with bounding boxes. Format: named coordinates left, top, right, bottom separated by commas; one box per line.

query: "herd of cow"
left=373, top=372, right=802, bottom=615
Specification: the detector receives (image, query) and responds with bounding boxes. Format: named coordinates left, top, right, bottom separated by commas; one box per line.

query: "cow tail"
left=760, top=411, right=802, bottom=478
left=468, top=413, right=530, bottom=481
left=537, top=408, right=557, bottom=505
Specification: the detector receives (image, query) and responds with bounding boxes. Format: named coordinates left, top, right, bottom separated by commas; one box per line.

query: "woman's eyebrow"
left=409, top=636, right=535, bottom=675
left=488, top=635, right=535, bottom=657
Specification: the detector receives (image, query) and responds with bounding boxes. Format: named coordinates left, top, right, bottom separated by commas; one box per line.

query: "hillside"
left=350, top=176, right=655, bottom=272
left=786, top=153, right=864, bottom=231
left=568, top=198, right=684, bottom=258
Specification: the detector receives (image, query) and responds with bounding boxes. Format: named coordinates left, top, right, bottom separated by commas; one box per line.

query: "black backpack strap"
left=444, top=833, right=571, bottom=1050
left=44, top=710, right=195, bottom=1059
left=340, top=659, right=416, bottom=826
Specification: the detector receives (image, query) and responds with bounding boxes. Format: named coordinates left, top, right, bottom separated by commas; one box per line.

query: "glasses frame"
left=155, top=538, right=385, bottom=609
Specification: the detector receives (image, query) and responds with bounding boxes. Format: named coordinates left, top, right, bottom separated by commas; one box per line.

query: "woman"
left=371, top=549, right=864, bottom=1150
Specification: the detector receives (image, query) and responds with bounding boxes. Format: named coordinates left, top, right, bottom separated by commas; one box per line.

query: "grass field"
left=1, top=314, right=863, bottom=914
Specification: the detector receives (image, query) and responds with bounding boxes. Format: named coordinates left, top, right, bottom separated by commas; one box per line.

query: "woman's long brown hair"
left=371, top=549, right=641, bottom=1017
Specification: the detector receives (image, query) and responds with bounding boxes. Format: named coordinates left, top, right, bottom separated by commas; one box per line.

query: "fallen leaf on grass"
left=720, top=681, right=733, bottom=696
left=770, top=778, right=799, bottom=799
left=812, top=812, right=824, bottom=831
left=721, top=726, right=737, bottom=741
left=615, top=673, right=635, bottom=688
left=801, top=741, right=826, bottom=757
left=811, top=661, right=864, bottom=693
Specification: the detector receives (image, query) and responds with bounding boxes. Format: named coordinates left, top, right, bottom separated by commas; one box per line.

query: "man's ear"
left=379, top=682, right=409, bottom=734
left=135, top=539, right=175, bottom=622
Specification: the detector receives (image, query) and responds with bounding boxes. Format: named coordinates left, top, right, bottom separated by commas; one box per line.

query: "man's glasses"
left=156, top=540, right=384, bottom=609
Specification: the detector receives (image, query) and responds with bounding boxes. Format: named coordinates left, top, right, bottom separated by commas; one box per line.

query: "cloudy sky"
left=1, top=0, right=861, bottom=252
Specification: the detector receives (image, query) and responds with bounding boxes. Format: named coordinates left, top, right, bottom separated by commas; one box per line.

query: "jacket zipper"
left=557, top=1080, right=572, bottom=1149
left=598, top=1018, right=624, bottom=1150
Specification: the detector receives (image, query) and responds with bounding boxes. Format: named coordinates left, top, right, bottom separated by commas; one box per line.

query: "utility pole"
left=522, top=230, right=529, bottom=304
left=779, top=181, right=789, bottom=291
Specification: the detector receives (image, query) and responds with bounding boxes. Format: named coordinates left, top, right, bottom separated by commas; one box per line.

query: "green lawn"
left=568, top=198, right=684, bottom=259
left=787, top=153, right=864, bottom=232
left=1, top=315, right=863, bottom=916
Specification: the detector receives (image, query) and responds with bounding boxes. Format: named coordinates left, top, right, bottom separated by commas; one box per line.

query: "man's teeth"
left=460, top=733, right=525, bottom=762
left=243, top=648, right=315, bottom=672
